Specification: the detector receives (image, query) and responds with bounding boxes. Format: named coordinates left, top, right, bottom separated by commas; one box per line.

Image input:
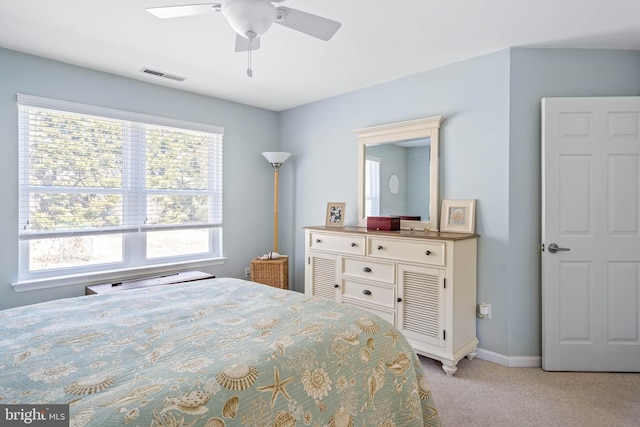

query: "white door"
left=542, top=97, right=640, bottom=371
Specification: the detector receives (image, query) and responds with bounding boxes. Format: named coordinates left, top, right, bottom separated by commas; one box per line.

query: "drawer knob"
left=397, top=297, right=403, bottom=303
left=316, top=239, right=322, bottom=243
left=334, top=284, right=339, bottom=288
left=351, top=242, right=357, bottom=247
left=362, top=267, right=372, bottom=273
left=425, top=250, right=432, bottom=256
left=377, top=245, right=383, bottom=250
left=362, top=289, right=372, bottom=296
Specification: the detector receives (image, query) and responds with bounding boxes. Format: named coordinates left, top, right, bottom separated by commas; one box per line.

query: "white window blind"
left=17, top=94, right=224, bottom=279
left=365, top=156, right=380, bottom=217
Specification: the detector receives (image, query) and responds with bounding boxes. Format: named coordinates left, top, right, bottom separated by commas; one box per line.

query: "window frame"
left=365, top=155, right=381, bottom=217
left=13, top=94, right=225, bottom=291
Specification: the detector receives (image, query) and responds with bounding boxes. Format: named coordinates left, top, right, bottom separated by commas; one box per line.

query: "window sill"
left=11, top=257, right=227, bottom=293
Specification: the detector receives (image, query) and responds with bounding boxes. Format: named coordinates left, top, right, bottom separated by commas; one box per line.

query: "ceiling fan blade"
left=235, top=34, right=261, bottom=52
left=275, top=7, right=341, bottom=41
left=146, top=3, right=220, bottom=19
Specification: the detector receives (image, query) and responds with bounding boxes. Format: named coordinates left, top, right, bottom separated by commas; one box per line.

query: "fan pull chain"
left=247, top=38, right=253, bottom=78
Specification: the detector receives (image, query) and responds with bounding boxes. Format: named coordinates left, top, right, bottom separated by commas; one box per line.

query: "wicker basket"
left=250, top=256, right=288, bottom=290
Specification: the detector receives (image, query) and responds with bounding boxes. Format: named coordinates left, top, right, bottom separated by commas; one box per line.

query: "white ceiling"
left=2, top=0, right=640, bottom=111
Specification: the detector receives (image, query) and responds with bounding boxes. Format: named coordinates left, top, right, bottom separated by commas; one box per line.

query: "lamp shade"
left=262, top=152, right=291, bottom=164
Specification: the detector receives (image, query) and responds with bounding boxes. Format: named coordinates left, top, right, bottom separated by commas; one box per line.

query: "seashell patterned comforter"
left=0, top=277, right=440, bottom=426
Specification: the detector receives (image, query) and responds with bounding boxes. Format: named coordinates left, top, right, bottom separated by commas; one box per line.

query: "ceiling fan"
left=146, top=0, right=342, bottom=77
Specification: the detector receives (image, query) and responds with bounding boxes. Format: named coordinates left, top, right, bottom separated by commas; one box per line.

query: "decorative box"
left=367, top=216, right=400, bottom=231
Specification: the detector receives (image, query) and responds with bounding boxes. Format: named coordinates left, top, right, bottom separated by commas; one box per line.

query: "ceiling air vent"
left=140, top=68, right=185, bottom=82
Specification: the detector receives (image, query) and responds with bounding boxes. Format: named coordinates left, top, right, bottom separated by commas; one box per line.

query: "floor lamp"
left=262, top=151, right=291, bottom=253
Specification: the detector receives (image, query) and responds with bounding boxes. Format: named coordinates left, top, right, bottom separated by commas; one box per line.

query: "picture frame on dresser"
left=325, top=202, right=346, bottom=226
left=440, top=199, right=476, bottom=233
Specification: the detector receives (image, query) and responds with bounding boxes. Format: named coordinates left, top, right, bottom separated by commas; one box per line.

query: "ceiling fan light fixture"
left=146, top=0, right=343, bottom=78
left=222, top=0, right=277, bottom=38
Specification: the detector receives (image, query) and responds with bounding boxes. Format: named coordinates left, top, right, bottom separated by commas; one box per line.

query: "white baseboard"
left=476, top=348, right=541, bottom=368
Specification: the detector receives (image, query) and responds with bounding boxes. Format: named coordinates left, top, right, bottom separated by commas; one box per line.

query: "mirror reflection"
left=354, top=116, right=443, bottom=231
left=364, top=138, right=430, bottom=220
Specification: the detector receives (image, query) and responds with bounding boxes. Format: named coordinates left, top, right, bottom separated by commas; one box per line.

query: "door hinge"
left=443, top=330, right=446, bottom=340
left=443, top=278, right=446, bottom=289
left=307, top=257, right=310, bottom=265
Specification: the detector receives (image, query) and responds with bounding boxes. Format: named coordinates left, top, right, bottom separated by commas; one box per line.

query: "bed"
left=0, top=277, right=440, bottom=426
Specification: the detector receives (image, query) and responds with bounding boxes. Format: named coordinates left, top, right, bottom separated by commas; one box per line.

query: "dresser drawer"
left=309, top=232, right=365, bottom=255
left=368, top=237, right=445, bottom=266
left=342, top=257, right=394, bottom=283
left=341, top=279, right=394, bottom=309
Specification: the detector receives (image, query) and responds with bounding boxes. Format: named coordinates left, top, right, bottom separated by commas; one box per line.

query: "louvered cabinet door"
left=396, top=263, right=445, bottom=348
left=305, top=252, right=340, bottom=301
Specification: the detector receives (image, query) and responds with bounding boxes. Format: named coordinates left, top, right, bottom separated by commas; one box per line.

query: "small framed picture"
left=326, top=202, right=346, bottom=227
left=440, top=199, right=476, bottom=233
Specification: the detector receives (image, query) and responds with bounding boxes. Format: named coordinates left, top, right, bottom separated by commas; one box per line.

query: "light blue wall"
left=3, top=45, right=640, bottom=358
left=279, top=50, right=512, bottom=354
left=507, top=48, right=640, bottom=356
left=279, top=48, right=640, bottom=358
left=0, top=48, right=279, bottom=310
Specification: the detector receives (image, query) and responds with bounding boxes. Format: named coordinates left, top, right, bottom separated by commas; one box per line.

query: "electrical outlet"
left=477, top=303, right=492, bottom=319
left=244, top=267, right=251, bottom=278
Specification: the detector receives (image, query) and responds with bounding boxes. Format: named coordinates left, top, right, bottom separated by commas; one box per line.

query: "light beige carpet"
left=420, top=356, right=640, bottom=427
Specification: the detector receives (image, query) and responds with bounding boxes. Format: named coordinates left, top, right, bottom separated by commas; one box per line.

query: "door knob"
left=548, top=243, right=570, bottom=254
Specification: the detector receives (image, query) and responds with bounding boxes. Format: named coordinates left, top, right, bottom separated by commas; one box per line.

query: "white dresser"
left=304, top=226, right=478, bottom=376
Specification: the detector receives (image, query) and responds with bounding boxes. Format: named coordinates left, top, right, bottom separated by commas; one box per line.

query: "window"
left=17, top=94, right=224, bottom=283
left=365, top=156, right=380, bottom=217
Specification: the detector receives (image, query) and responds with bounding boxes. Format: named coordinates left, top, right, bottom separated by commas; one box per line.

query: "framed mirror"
left=353, top=116, right=443, bottom=231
